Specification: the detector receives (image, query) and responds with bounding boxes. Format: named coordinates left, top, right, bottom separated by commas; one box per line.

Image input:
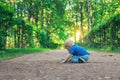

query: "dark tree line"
left=86, top=13, right=120, bottom=50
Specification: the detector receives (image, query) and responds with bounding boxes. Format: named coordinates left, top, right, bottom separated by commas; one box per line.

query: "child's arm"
left=61, top=54, right=73, bottom=63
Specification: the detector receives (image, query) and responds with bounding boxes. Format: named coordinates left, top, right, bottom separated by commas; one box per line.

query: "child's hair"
left=64, top=39, right=75, bottom=48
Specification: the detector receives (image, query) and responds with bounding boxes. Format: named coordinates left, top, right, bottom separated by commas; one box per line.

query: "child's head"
left=64, top=39, right=75, bottom=50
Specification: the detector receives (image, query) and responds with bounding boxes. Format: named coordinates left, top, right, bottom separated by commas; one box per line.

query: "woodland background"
left=0, top=0, right=120, bottom=51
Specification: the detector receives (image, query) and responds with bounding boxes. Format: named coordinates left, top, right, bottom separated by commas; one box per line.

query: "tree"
left=0, top=2, right=13, bottom=49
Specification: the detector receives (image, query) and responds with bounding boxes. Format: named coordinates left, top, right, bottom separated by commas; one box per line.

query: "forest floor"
left=0, top=49, right=120, bottom=80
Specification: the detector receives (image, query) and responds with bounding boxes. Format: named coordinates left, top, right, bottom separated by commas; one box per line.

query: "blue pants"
left=71, top=55, right=90, bottom=63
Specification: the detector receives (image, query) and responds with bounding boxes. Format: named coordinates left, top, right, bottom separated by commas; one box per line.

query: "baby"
left=61, top=39, right=90, bottom=63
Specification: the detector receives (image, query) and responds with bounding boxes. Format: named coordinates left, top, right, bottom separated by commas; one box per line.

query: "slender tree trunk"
left=40, top=1, right=44, bottom=29
left=86, top=0, right=91, bottom=31
left=74, top=15, right=78, bottom=43
left=100, top=0, right=104, bottom=21
left=34, top=2, right=39, bottom=26
left=14, top=30, right=17, bottom=48
left=79, top=2, right=84, bottom=39
left=46, top=12, right=51, bottom=48
left=4, top=26, right=8, bottom=49
left=21, top=27, right=24, bottom=48
left=91, top=1, right=96, bottom=27
left=28, top=1, right=32, bottom=22
left=74, top=25, right=77, bottom=43
left=41, top=9, right=44, bottom=29
left=18, top=26, right=21, bottom=48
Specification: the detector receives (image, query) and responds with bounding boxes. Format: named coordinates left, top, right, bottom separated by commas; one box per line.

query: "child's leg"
left=79, top=55, right=90, bottom=63
left=71, top=55, right=90, bottom=63
left=71, top=56, right=80, bottom=63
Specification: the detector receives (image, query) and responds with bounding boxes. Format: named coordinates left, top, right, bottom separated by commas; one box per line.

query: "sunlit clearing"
left=69, top=31, right=81, bottom=43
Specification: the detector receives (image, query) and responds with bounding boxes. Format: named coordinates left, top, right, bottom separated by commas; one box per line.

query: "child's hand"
left=60, top=59, right=66, bottom=63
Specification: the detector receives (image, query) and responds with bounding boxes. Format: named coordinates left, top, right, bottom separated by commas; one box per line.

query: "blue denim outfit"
left=69, top=45, right=90, bottom=63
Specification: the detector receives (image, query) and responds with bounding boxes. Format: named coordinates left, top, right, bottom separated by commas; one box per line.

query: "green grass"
left=86, top=47, right=120, bottom=54
left=0, top=48, right=51, bottom=60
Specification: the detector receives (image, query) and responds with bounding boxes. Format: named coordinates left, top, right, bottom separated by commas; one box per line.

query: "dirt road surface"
left=0, top=49, right=120, bottom=80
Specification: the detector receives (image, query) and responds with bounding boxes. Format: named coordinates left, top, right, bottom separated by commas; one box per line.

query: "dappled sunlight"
left=69, top=31, right=81, bottom=42
left=0, top=0, right=119, bottom=52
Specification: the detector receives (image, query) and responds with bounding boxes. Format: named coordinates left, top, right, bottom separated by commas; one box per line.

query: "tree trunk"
left=86, top=0, right=91, bottom=31
left=14, top=30, right=17, bottom=48
left=40, top=1, right=44, bottom=29
left=18, top=26, right=21, bottom=48
left=79, top=2, right=84, bottom=39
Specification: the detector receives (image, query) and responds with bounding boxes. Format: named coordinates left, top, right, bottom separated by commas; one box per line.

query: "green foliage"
left=36, top=29, right=47, bottom=48
left=0, top=0, right=119, bottom=52
left=86, top=46, right=120, bottom=53
left=0, top=3, right=13, bottom=50
left=21, top=24, right=34, bottom=48
left=0, top=3, right=13, bottom=25
left=0, top=0, right=68, bottom=49
left=0, top=48, right=51, bottom=60
left=85, top=12, right=120, bottom=51
left=53, top=0, right=65, bottom=17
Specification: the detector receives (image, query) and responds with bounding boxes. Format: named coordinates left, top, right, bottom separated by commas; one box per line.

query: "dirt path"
left=0, top=49, right=120, bottom=80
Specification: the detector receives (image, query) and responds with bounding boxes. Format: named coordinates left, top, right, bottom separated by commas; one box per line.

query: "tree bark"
left=79, top=2, right=84, bottom=39
left=86, top=0, right=91, bottom=31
